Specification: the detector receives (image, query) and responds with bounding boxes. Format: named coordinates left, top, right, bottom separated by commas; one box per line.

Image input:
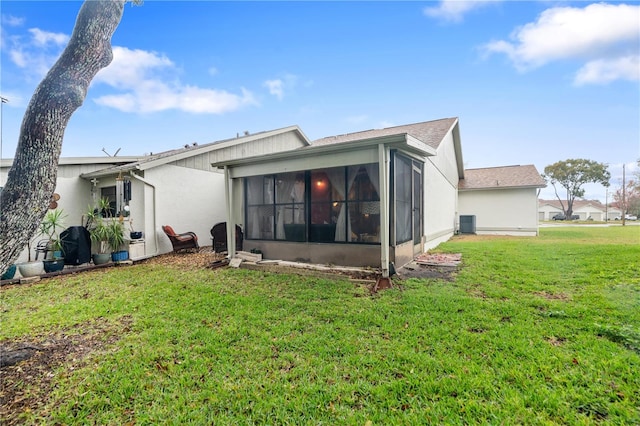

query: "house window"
left=310, top=168, right=344, bottom=242
left=100, top=179, right=131, bottom=218
left=347, top=166, right=380, bottom=243
left=246, top=173, right=306, bottom=241
left=245, top=164, right=380, bottom=244
left=100, top=186, right=118, bottom=217
left=393, top=153, right=422, bottom=245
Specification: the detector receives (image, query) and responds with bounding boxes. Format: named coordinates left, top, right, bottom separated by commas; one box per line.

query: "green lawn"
left=2, top=226, right=639, bottom=425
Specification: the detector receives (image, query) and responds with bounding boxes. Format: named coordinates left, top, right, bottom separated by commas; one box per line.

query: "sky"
left=1, top=0, right=638, bottom=203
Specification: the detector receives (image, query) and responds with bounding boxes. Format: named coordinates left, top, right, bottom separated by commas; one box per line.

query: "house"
left=1, top=126, right=309, bottom=263
left=2, top=117, right=545, bottom=275
left=458, top=165, right=546, bottom=236
left=1, top=156, right=140, bottom=262
left=538, top=199, right=621, bottom=221
left=212, top=117, right=544, bottom=277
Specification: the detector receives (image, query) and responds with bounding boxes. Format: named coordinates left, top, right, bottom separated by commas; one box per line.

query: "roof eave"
left=80, top=164, right=140, bottom=179
left=459, top=184, right=547, bottom=191
left=212, top=134, right=410, bottom=169
left=137, top=125, right=310, bottom=171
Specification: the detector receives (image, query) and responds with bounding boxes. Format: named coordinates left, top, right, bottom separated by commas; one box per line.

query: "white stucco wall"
left=145, top=164, right=227, bottom=254
left=459, top=188, right=539, bottom=236
left=3, top=170, right=93, bottom=264
left=422, top=131, right=460, bottom=250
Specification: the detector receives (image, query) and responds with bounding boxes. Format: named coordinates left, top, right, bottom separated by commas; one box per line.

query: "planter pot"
left=43, top=259, right=65, bottom=273
left=18, top=261, right=44, bottom=278
left=111, top=250, right=129, bottom=262
left=92, top=253, right=111, bottom=265
left=130, top=231, right=143, bottom=239
left=2, top=264, right=17, bottom=280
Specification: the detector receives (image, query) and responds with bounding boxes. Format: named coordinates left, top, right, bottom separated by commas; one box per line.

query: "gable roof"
left=459, top=165, right=546, bottom=190
left=312, top=117, right=458, bottom=151
left=212, top=117, right=464, bottom=178
left=81, top=125, right=309, bottom=179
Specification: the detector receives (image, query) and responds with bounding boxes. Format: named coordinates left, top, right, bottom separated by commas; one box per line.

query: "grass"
left=1, top=226, right=639, bottom=424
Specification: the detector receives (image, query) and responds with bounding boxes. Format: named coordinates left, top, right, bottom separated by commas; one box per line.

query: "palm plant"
left=40, top=209, right=67, bottom=257
left=86, top=198, right=118, bottom=254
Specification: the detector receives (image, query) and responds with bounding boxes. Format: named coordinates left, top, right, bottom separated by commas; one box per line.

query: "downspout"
left=224, top=166, right=236, bottom=259
left=378, top=144, right=390, bottom=278
left=130, top=171, right=159, bottom=257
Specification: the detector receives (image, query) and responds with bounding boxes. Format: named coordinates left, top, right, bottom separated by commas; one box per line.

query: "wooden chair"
left=162, top=225, right=199, bottom=253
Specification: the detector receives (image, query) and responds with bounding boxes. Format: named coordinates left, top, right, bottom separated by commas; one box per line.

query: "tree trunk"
left=0, top=1, right=125, bottom=275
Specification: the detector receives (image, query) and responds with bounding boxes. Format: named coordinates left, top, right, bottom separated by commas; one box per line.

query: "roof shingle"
left=311, top=117, right=458, bottom=150
left=459, top=165, right=546, bottom=190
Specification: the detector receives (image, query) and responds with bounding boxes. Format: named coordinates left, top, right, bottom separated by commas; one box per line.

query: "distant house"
left=538, top=199, right=621, bottom=221
left=458, top=165, right=546, bottom=236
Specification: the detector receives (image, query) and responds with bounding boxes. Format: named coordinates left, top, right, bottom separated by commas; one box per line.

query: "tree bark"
left=0, top=1, right=125, bottom=274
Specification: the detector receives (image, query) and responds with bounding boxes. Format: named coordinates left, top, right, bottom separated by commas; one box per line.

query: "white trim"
left=378, top=144, right=390, bottom=277
left=224, top=166, right=236, bottom=259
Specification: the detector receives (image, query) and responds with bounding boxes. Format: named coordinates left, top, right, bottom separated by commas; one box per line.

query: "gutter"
left=129, top=171, right=160, bottom=257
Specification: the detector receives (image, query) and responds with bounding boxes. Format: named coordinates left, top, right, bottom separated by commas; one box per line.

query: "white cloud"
left=5, top=27, right=69, bottom=77
left=94, top=47, right=174, bottom=88
left=93, top=46, right=256, bottom=114
left=208, top=66, right=218, bottom=76
left=346, top=115, right=368, bottom=124
left=2, top=15, right=25, bottom=27
left=482, top=3, right=640, bottom=84
left=263, top=73, right=299, bottom=100
left=28, top=28, right=68, bottom=47
left=264, top=79, right=284, bottom=100
left=575, top=55, right=640, bottom=86
left=424, top=0, right=498, bottom=23
left=377, top=120, right=395, bottom=129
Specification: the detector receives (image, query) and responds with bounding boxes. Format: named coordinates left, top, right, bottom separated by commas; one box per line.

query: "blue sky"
left=1, top=0, right=638, bottom=202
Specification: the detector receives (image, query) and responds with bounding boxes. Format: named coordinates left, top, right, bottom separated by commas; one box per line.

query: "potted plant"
left=86, top=198, right=112, bottom=265
left=1, top=264, right=17, bottom=280
left=107, top=220, right=128, bottom=261
left=18, top=235, right=45, bottom=278
left=129, top=218, right=142, bottom=240
left=40, top=209, right=67, bottom=273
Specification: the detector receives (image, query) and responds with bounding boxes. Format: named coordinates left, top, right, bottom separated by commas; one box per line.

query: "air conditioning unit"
left=460, top=215, right=476, bottom=234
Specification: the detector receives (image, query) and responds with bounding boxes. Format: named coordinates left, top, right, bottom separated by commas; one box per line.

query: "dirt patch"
left=140, top=246, right=225, bottom=269
left=0, top=316, right=133, bottom=426
left=395, top=262, right=458, bottom=281
left=395, top=253, right=461, bottom=281
left=534, top=291, right=571, bottom=301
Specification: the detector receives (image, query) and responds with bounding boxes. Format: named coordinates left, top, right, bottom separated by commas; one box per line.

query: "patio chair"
left=162, top=225, right=199, bottom=253
left=210, top=222, right=243, bottom=253
left=34, top=239, right=50, bottom=260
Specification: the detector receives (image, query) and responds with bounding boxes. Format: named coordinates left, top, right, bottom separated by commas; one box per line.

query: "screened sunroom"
left=213, top=118, right=462, bottom=277
left=245, top=164, right=382, bottom=244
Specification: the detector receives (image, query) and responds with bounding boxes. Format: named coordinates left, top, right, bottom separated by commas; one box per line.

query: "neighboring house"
left=538, top=199, right=621, bottom=221
left=458, top=165, right=546, bottom=236
left=1, top=126, right=309, bottom=263
left=212, top=117, right=464, bottom=277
